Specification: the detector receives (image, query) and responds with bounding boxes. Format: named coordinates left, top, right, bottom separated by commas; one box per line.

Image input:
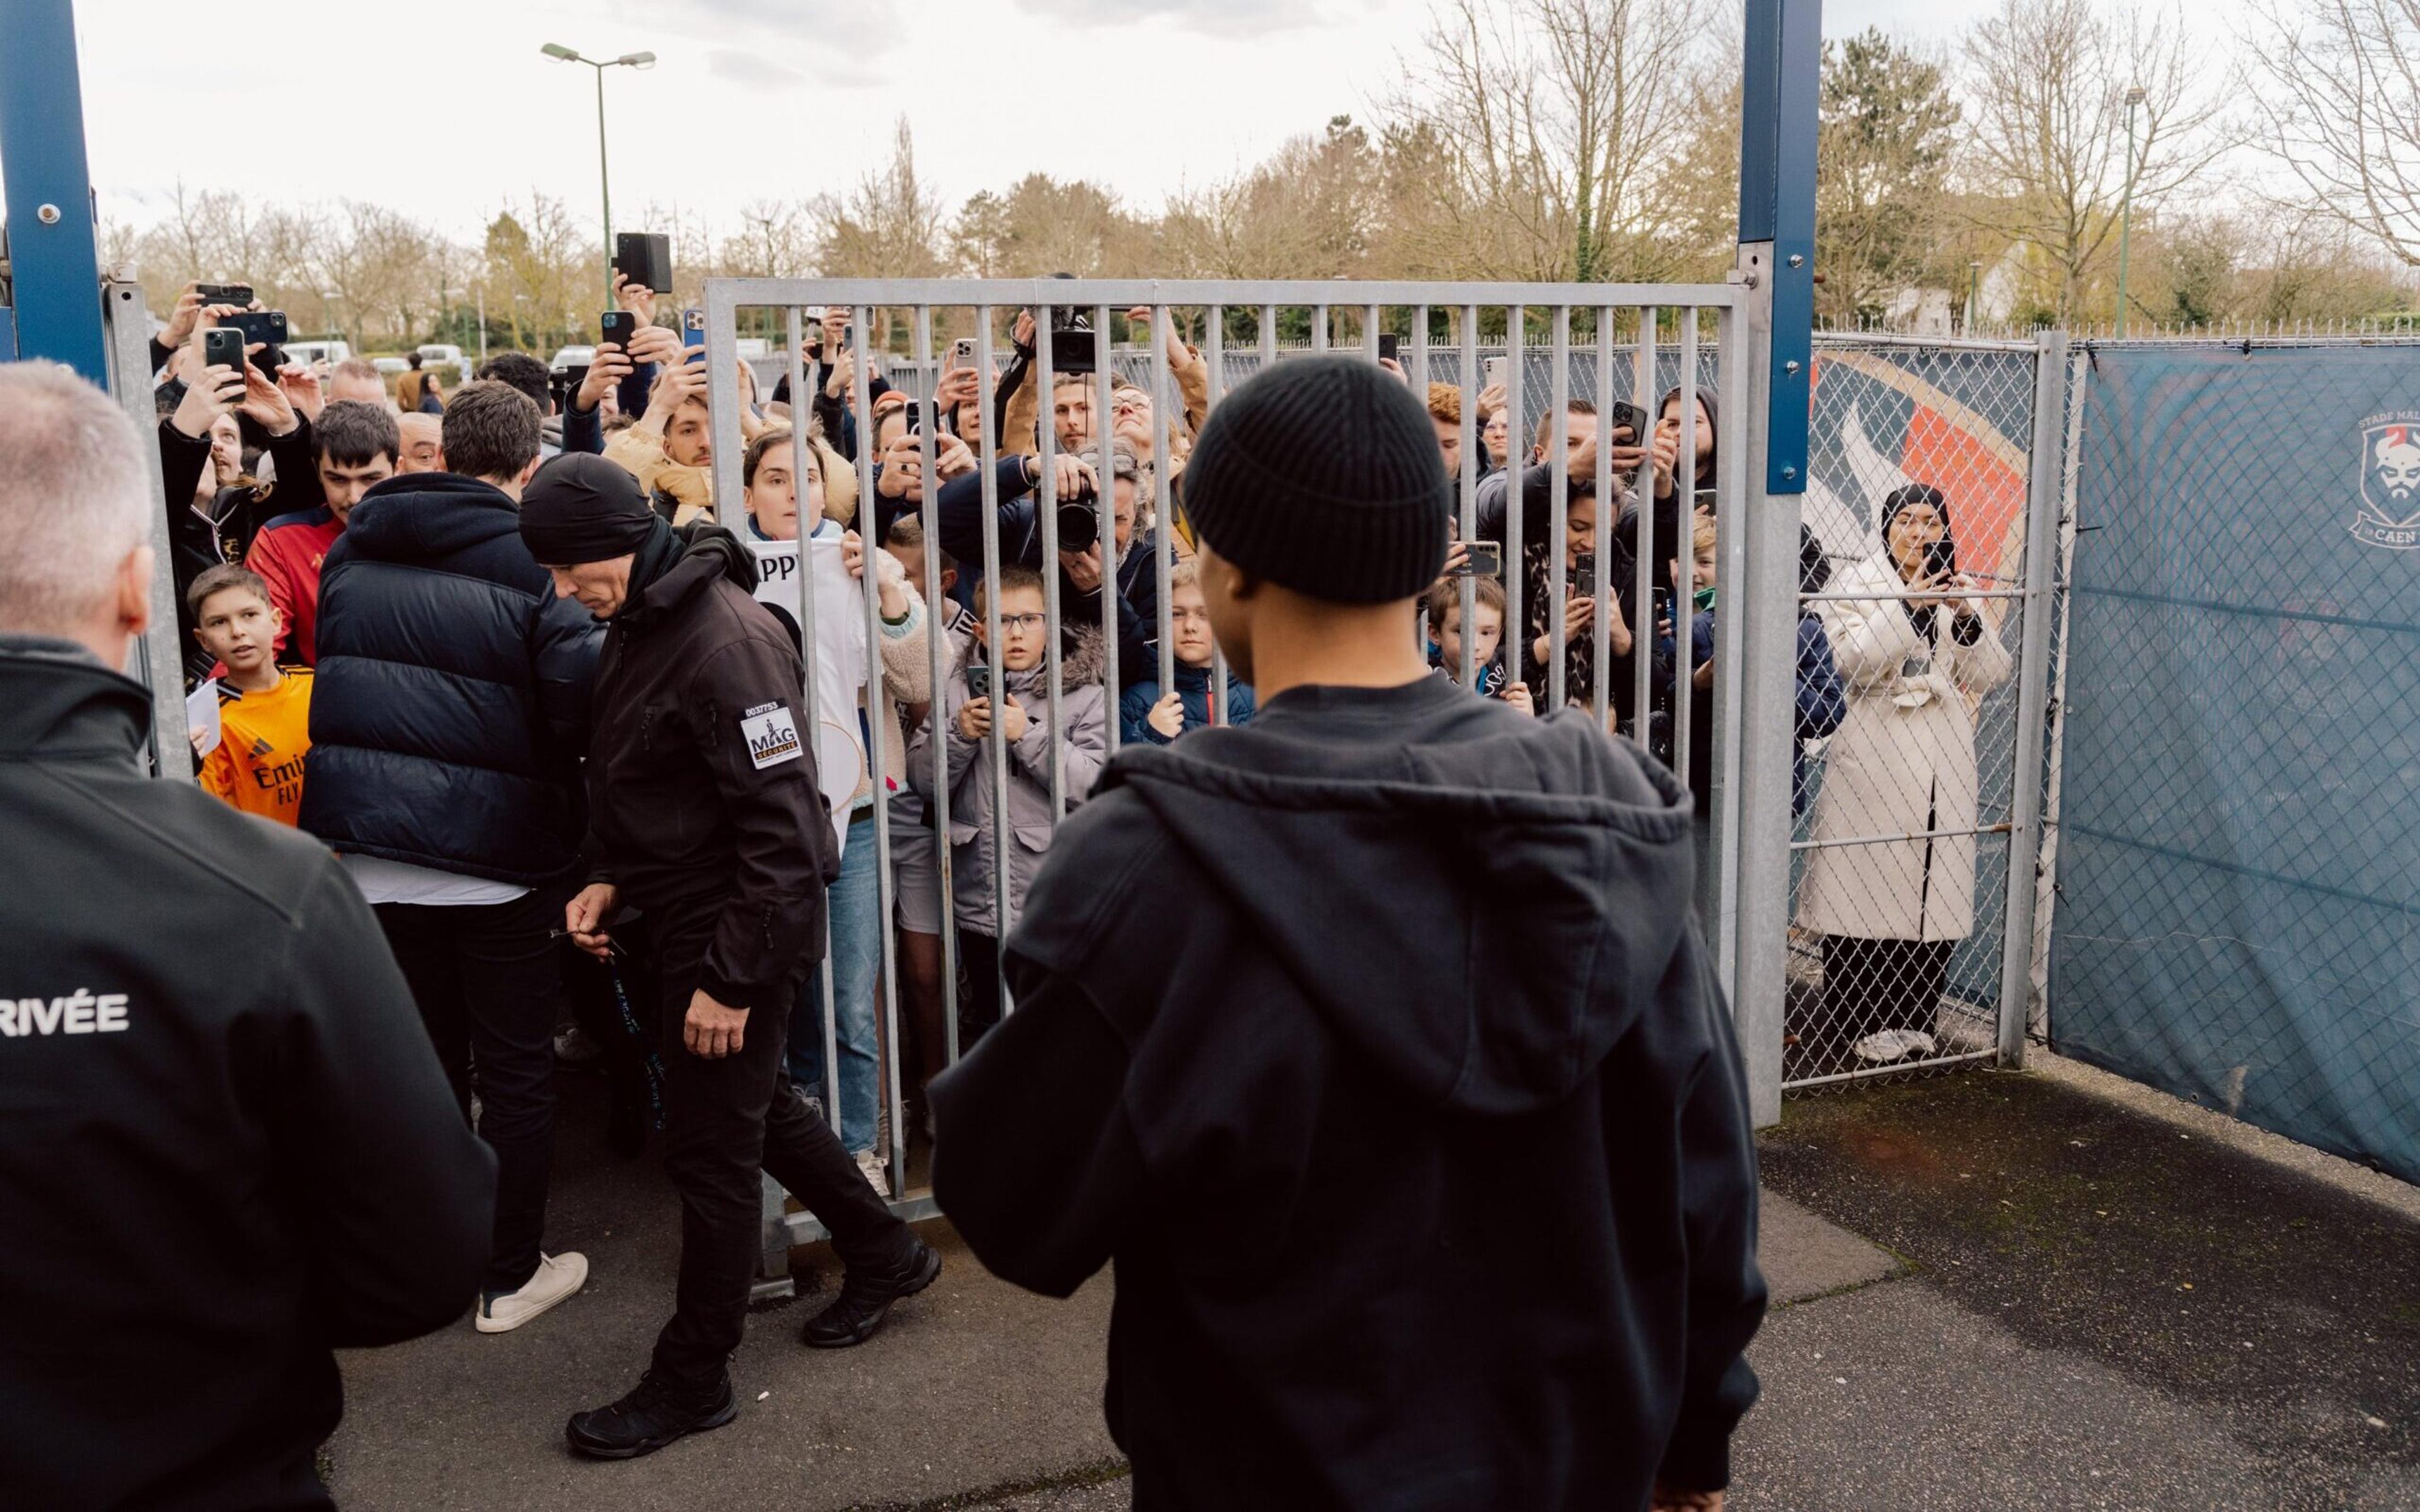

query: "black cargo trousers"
left=643, top=885, right=916, bottom=1387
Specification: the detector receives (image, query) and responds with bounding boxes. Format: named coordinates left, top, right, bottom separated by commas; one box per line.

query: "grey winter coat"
left=906, top=627, right=1109, bottom=936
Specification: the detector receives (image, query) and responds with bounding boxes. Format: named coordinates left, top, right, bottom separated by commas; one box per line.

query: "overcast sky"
left=68, top=0, right=2232, bottom=243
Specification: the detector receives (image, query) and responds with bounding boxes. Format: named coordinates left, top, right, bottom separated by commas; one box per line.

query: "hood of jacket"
left=626, top=522, right=759, bottom=628
left=340, top=473, right=521, bottom=563
left=1097, top=697, right=1695, bottom=1115
left=0, top=636, right=148, bottom=764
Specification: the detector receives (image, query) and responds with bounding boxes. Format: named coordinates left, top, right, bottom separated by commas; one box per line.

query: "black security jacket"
left=582, top=528, right=838, bottom=1008
left=0, top=638, right=494, bottom=1511
left=930, top=675, right=1766, bottom=1511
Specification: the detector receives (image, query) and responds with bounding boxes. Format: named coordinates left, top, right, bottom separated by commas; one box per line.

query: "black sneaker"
left=800, top=1239, right=942, bottom=1349
left=566, top=1369, right=738, bottom=1460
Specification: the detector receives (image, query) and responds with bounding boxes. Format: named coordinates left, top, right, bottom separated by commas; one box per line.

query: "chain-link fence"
left=2048, top=338, right=2420, bottom=1185
left=1783, top=335, right=2060, bottom=1088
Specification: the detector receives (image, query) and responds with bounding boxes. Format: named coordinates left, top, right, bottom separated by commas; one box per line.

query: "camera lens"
left=1056, top=499, right=1100, bottom=552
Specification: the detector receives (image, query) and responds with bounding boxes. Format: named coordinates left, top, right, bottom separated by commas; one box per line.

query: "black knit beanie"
left=1182, top=356, right=1449, bottom=604
left=520, top=452, right=655, bottom=565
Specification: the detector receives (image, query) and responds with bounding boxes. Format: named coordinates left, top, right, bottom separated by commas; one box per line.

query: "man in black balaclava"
left=519, top=454, right=938, bottom=1460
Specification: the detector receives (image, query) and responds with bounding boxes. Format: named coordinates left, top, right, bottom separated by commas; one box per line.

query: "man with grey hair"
left=0, top=361, right=495, bottom=1509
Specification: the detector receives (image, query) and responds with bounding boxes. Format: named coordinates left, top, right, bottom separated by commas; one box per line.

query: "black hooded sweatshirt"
left=582, top=524, right=838, bottom=1007
left=0, top=637, right=494, bottom=1510
left=930, top=675, right=1765, bottom=1511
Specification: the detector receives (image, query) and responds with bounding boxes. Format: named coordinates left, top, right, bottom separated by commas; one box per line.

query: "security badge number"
left=740, top=701, right=804, bottom=770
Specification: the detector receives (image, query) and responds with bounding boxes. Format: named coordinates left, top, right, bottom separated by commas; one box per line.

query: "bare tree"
left=2246, top=0, right=2420, bottom=268
left=1392, top=0, right=1712, bottom=282
left=815, top=117, right=947, bottom=280
left=1961, top=0, right=2232, bottom=321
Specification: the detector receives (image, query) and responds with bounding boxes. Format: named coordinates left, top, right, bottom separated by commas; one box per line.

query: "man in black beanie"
left=930, top=356, right=1766, bottom=1510
left=519, top=454, right=939, bottom=1460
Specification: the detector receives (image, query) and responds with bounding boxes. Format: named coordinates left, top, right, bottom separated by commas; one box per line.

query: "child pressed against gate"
left=1425, top=571, right=1534, bottom=714
left=1117, top=561, right=1256, bottom=745
left=903, top=563, right=1106, bottom=1045
left=187, top=564, right=313, bottom=827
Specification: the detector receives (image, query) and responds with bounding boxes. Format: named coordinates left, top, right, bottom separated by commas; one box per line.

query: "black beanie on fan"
left=1181, top=355, right=1450, bottom=604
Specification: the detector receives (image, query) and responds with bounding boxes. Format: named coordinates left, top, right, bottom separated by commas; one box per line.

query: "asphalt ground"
left=326, top=1058, right=2420, bottom=1510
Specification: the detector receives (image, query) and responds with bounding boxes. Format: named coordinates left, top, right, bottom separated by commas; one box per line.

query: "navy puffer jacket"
left=300, top=473, right=604, bottom=884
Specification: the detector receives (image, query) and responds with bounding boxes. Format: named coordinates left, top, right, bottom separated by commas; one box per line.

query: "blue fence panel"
left=2052, top=342, right=2420, bottom=1183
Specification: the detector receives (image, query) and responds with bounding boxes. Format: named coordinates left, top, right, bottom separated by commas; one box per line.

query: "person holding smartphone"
left=1795, top=483, right=2012, bottom=1067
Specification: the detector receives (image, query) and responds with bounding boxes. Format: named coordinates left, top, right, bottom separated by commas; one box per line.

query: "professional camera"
left=1055, top=481, right=1102, bottom=553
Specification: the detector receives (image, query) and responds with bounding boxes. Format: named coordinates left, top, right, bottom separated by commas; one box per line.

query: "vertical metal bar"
left=1631, top=308, right=1659, bottom=729
left=1503, top=307, right=1526, bottom=694
left=1035, top=311, right=1065, bottom=818
left=1548, top=306, right=1571, bottom=711
left=775, top=307, right=839, bottom=1133
left=1672, top=308, right=1701, bottom=798
left=976, top=309, right=1013, bottom=1012
left=851, top=305, right=904, bottom=1186
left=1412, top=304, right=1431, bottom=390
left=101, top=280, right=188, bottom=777
left=1151, top=305, right=1177, bottom=696
left=1728, top=246, right=1792, bottom=1128
left=1095, top=304, right=1120, bottom=757
left=1458, top=304, right=1479, bottom=690
left=1709, top=307, right=1749, bottom=987
left=1364, top=302, right=1382, bottom=362
left=1206, top=306, right=1231, bottom=722
left=1592, top=307, right=1615, bottom=730
left=1260, top=304, right=1277, bottom=374
left=917, top=307, right=961, bottom=1068
left=1997, top=329, right=2070, bottom=1068
left=1313, top=304, right=1329, bottom=354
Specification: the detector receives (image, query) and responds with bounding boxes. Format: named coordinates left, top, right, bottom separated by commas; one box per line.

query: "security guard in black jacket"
left=0, top=361, right=494, bottom=1511
left=519, top=454, right=938, bottom=1461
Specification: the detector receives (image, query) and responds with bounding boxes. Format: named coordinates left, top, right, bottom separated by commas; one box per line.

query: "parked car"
left=415, top=344, right=472, bottom=383
left=283, top=338, right=353, bottom=370
left=548, top=345, right=596, bottom=377
left=372, top=357, right=410, bottom=377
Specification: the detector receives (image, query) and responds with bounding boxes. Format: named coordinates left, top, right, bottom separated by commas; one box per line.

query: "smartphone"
left=951, top=336, right=977, bottom=372
left=1922, top=537, right=1957, bottom=580
left=1379, top=333, right=1400, bottom=364
left=1484, top=356, right=1508, bottom=389
left=1694, top=486, right=1719, bottom=513
left=195, top=282, right=253, bottom=306
left=965, top=664, right=991, bottom=701
left=201, top=327, right=246, bottom=370
left=600, top=310, right=638, bottom=350
left=1046, top=327, right=1097, bottom=372
left=1448, top=541, right=1503, bottom=578
left=1572, top=553, right=1597, bottom=600
left=214, top=311, right=288, bottom=372
left=613, top=232, right=673, bottom=297
left=682, top=308, right=707, bottom=364
left=1606, top=399, right=1652, bottom=448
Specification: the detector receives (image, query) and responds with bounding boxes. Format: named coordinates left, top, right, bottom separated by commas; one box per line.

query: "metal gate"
left=1779, top=331, right=2070, bottom=1090
left=692, top=277, right=1797, bottom=1283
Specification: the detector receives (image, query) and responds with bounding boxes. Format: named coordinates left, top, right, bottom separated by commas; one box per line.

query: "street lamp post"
left=444, top=285, right=487, bottom=364
left=541, top=43, right=656, bottom=306
left=2114, top=84, right=2146, bottom=338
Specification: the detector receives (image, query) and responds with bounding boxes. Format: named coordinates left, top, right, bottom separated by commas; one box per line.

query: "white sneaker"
left=475, top=1251, right=589, bottom=1334
left=855, top=1148, right=891, bottom=1200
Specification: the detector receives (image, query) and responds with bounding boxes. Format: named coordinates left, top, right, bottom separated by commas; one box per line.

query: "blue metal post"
left=1724, top=0, right=1820, bottom=1126
left=0, top=0, right=108, bottom=382
left=1739, top=0, right=1818, bottom=494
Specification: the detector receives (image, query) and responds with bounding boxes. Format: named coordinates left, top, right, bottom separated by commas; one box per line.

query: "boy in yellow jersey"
left=188, top=564, right=314, bottom=827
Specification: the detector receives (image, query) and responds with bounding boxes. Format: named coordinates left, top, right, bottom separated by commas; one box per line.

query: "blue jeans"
left=788, top=810, right=881, bottom=1155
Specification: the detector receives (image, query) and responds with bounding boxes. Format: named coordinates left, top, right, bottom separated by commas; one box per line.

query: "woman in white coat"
left=1797, top=484, right=2012, bottom=1062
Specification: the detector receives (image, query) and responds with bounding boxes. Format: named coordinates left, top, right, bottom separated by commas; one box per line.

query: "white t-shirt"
left=342, top=853, right=533, bottom=908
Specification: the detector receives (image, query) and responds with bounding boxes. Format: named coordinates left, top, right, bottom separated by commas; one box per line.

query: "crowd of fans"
left=146, top=277, right=2015, bottom=1304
